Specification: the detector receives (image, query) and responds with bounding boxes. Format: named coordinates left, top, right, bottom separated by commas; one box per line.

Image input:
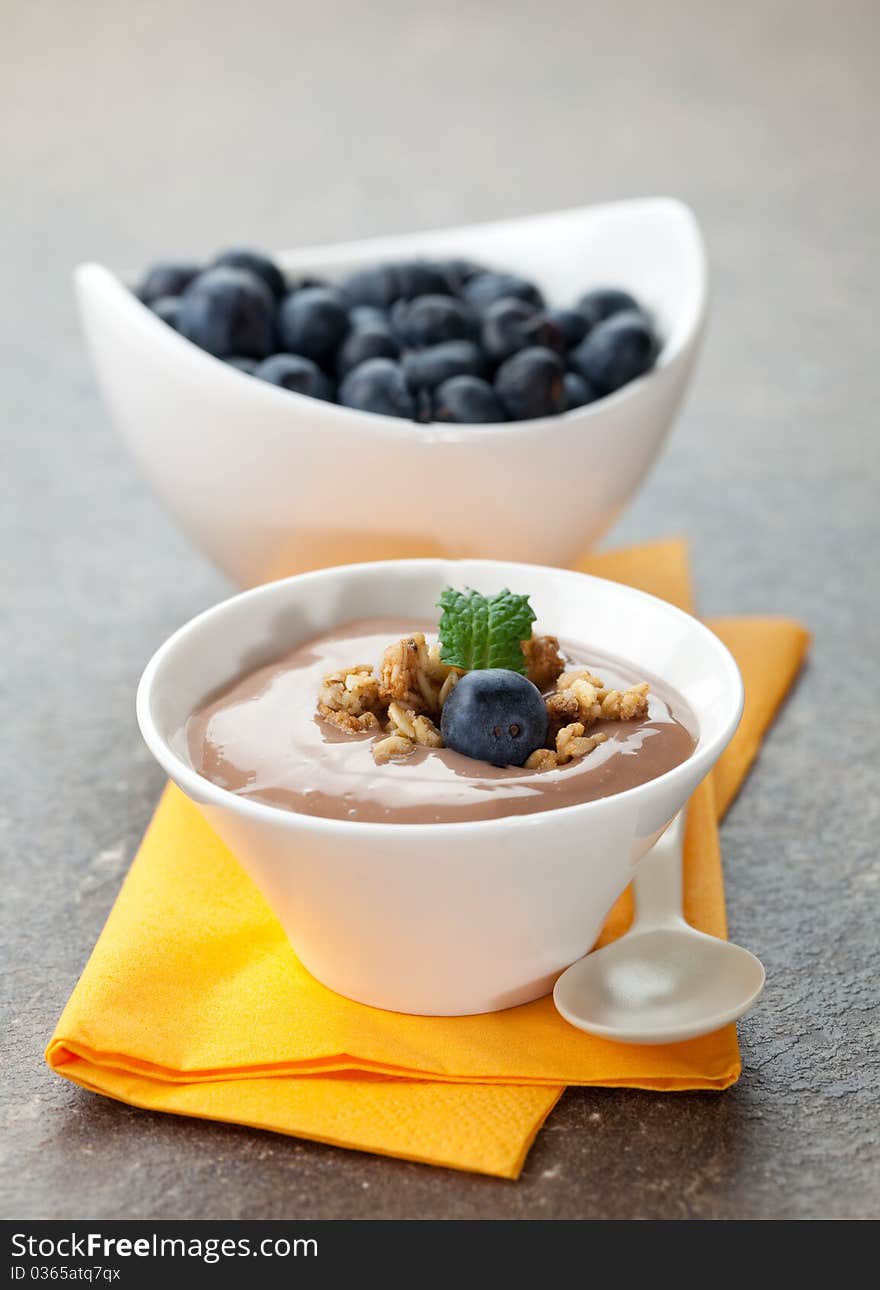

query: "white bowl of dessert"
left=137, top=558, right=742, bottom=1016
left=78, top=199, right=707, bottom=589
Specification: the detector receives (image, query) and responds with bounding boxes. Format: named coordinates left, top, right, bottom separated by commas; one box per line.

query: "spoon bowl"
left=553, top=924, right=765, bottom=1045
left=553, top=812, right=764, bottom=1044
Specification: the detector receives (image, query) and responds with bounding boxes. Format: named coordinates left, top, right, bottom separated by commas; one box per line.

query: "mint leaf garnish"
left=437, top=586, right=536, bottom=673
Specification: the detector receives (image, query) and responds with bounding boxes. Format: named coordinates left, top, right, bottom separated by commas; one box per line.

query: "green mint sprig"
left=437, top=586, right=536, bottom=673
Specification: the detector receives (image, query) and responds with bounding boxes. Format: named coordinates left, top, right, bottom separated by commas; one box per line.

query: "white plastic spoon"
left=553, top=810, right=765, bottom=1044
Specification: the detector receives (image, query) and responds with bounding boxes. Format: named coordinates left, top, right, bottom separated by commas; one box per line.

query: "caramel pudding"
left=186, top=618, right=696, bottom=824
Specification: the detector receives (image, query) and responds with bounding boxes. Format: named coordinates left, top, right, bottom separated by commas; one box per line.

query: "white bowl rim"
left=136, top=558, right=744, bottom=838
left=78, top=195, right=707, bottom=443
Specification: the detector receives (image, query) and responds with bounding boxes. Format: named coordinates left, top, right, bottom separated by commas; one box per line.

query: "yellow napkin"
left=47, top=541, right=809, bottom=1178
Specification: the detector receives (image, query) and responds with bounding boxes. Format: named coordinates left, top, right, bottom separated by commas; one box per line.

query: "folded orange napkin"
left=47, top=540, right=809, bottom=1178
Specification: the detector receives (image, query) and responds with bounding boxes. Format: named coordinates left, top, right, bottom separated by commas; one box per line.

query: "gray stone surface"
left=2, top=0, right=878, bottom=1220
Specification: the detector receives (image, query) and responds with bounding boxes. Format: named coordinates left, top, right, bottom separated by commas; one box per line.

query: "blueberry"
left=439, top=258, right=487, bottom=293
left=480, top=297, right=538, bottom=362
left=525, top=313, right=567, bottom=355
left=341, top=260, right=448, bottom=308
left=569, top=311, right=657, bottom=395
left=464, top=271, right=544, bottom=312
left=480, top=299, right=564, bottom=362
left=349, top=305, right=389, bottom=330
left=494, top=346, right=566, bottom=420
left=138, top=260, right=200, bottom=304
left=213, top=247, right=287, bottom=300
left=339, top=358, right=415, bottom=419
left=440, top=670, right=548, bottom=767
left=336, top=325, right=400, bottom=377
left=178, top=267, right=275, bottom=359
left=432, top=376, right=505, bottom=424
left=226, top=356, right=259, bottom=374
left=391, top=294, right=474, bottom=347
left=150, top=295, right=182, bottom=329
left=563, top=372, right=598, bottom=410
left=254, top=353, right=333, bottom=401
left=412, top=388, right=434, bottom=425
left=392, top=261, right=451, bottom=300
left=545, top=307, right=591, bottom=349
left=340, top=265, right=398, bottom=308
left=402, top=341, right=486, bottom=391
left=576, top=287, right=641, bottom=329
left=285, top=275, right=328, bottom=293
left=277, top=286, right=349, bottom=364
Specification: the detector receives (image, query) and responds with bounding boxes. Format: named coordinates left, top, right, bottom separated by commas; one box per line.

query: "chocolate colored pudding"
left=185, top=618, right=696, bottom=824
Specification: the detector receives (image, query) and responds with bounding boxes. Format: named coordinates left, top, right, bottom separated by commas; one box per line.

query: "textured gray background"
left=2, top=0, right=878, bottom=1220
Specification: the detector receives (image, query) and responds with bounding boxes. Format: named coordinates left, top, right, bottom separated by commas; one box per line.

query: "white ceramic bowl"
left=78, top=199, right=707, bottom=589
left=137, top=559, right=742, bottom=1016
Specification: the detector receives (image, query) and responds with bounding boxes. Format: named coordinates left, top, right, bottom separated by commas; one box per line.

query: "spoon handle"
left=631, top=810, right=687, bottom=930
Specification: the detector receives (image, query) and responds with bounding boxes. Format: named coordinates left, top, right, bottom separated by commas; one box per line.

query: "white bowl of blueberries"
left=76, top=199, right=707, bottom=587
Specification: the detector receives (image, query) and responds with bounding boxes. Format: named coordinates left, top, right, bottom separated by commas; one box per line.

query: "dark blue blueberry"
left=563, top=371, right=598, bottom=410
left=213, top=248, right=287, bottom=300
left=494, top=346, right=566, bottom=420
left=226, top=356, right=259, bottom=374
left=340, top=265, right=398, bottom=308
left=439, top=258, right=487, bottom=293
left=336, top=325, right=400, bottom=377
left=413, top=387, right=434, bottom=424
left=349, top=305, right=389, bottom=330
left=277, top=287, right=349, bottom=364
left=480, top=297, right=538, bottom=361
left=150, top=296, right=182, bottom=329
left=285, top=275, right=328, bottom=293
left=576, top=287, right=641, bottom=329
left=138, top=260, right=200, bottom=304
left=254, top=354, right=333, bottom=401
left=524, top=313, right=567, bottom=355
left=440, top=670, right=549, bottom=767
left=480, top=300, right=565, bottom=361
left=432, top=376, right=505, bottom=424
left=545, top=307, right=591, bottom=349
left=464, top=271, right=544, bottom=313
left=338, top=358, right=415, bottom=419
left=178, top=267, right=275, bottom=359
left=569, top=311, right=658, bottom=395
left=402, top=341, right=486, bottom=392
left=392, top=261, right=451, bottom=300
left=390, top=294, right=475, bottom=347
left=341, top=260, right=448, bottom=308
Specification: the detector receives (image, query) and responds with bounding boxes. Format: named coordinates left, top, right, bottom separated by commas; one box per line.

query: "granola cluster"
left=317, top=665, right=383, bottom=734
left=317, top=633, right=650, bottom=769
left=522, top=667, right=649, bottom=769
left=317, top=633, right=452, bottom=763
